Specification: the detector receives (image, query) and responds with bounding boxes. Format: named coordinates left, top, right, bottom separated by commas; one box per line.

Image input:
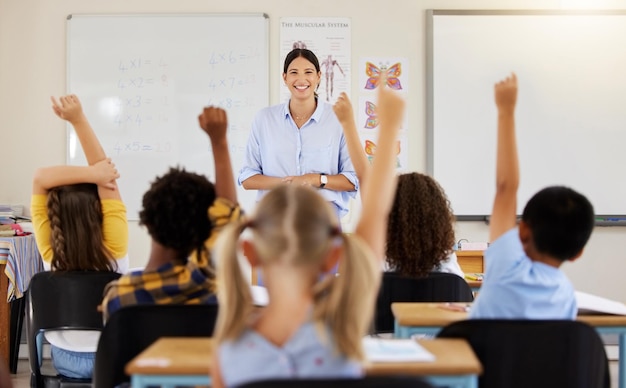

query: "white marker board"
left=427, top=10, right=626, bottom=219
left=67, top=14, right=269, bottom=219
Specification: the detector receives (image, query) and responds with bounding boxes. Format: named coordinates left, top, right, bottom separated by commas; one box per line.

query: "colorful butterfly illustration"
left=364, top=140, right=401, bottom=157
left=364, top=139, right=402, bottom=167
left=364, top=101, right=378, bottom=129
left=364, top=62, right=402, bottom=90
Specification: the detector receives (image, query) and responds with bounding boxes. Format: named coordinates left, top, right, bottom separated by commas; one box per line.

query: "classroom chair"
left=25, top=270, right=121, bottom=388
left=437, top=319, right=610, bottom=388
left=235, top=376, right=434, bottom=388
left=92, top=303, right=218, bottom=388
left=375, top=272, right=474, bottom=333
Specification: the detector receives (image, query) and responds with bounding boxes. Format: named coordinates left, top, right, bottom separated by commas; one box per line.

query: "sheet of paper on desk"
left=576, top=291, right=626, bottom=315
left=363, top=338, right=436, bottom=362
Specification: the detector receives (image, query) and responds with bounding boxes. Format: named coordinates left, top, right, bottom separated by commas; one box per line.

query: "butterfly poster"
left=358, top=133, right=408, bottom=171
left=358, top=97, right=408, bottom=132
left=359, top=57, right=408, bottom=93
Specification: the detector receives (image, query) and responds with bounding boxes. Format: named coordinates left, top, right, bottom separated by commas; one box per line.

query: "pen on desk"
left=441, top=302, right=471, bottom=312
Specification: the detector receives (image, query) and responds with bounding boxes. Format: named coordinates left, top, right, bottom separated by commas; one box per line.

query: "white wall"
left=1, top=0, right=624, bottom=300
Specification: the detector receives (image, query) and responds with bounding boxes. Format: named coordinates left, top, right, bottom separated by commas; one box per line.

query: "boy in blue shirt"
left=469, top=74, right=595, bottom=320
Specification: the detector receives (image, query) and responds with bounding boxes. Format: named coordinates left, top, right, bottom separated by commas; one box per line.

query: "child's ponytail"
left=313, top=232, right=380, bottom=360
left=214, top=219, right=254, bottom=341
left=47, top=189, right=68, bottom=270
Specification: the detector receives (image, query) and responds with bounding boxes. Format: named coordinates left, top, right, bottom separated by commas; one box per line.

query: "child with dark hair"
left=101, top=106, right=241, bottom=320
left=385, top=172, right=462, bottom=278
left=469, top=74, right=595, bottom=319
left=31, top=94, right=128, bottom=379
left=333, top=94, right=462, bottom=278
left=33, top=95, right=128, bottom=273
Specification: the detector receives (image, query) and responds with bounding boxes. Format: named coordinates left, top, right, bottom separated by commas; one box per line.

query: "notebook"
left=363, top=337, right=436, bottom=362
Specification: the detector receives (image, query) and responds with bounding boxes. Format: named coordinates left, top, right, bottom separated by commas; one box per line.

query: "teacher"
left=238, top=48, right=358, bottom=220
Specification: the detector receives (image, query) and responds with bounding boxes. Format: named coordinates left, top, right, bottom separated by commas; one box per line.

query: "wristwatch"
left=319, top=173, right=328, bottom=189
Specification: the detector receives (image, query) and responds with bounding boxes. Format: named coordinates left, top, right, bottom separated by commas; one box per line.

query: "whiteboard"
left=427, top=10, right=626, bottom=218
left=67, top=14, right=269, bottom=219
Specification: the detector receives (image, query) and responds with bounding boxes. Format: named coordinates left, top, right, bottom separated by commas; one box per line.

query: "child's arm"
left=51, top=95, right=121, bottom=200
left=210, top=354, right=225, bottom=388
left=489, top=73, right=519, bottom=242
left=198, top=107, right=237, bottom=204
left=333, top=92, right=370, bottom=189
left=354, top=85, right=404, bottom=259
left=32, top=159, right=119, bottom=195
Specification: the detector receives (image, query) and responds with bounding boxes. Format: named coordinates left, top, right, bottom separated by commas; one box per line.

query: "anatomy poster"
left=279, top=17, right=351, bottom=104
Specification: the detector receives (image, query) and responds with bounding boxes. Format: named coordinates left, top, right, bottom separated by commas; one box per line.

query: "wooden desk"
left=126, top=337, right=482, bottom=388
left=465, top=279, right=482, bottom=292
left=392, top=302, right=626, bottom=388
left=368, top=338, right=481, bottom=387
left=456, top=250, right=484, bottom=273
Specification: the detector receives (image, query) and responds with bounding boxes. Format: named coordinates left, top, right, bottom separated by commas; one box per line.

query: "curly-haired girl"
left=385, top=172, right=463, bottom=278
left=333, top=93, right=462, bottom=279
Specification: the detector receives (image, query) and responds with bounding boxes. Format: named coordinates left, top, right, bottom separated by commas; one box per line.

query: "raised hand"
left=92, top=158, right=120, bottom=190
left=332, top=92, right=355, bottom=126
left=198, top=106, right=228, bottom=143
left=376, top=82, right=405, bottom=133
left=51, top=95, right=86, bottom=123
left=494, top=73, right=518, bottom=115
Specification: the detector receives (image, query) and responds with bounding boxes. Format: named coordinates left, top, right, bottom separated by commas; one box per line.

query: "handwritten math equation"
left=112, top=55, right=259, bottom=129
left=112, top=140, right=172, bottom=156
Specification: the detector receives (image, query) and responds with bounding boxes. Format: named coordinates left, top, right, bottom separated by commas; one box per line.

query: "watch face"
left=321, top=175, right=328, bottom=184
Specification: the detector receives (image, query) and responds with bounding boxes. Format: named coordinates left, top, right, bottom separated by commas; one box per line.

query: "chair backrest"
left=437, top=319, right=610, bottom=388
left=236, top=376, right=433, bottom=388
left=26, top=270, right=121, bottom=388
left=93, top=303, right=218, bottom=388
left=375, top=272, right=474, bottom=333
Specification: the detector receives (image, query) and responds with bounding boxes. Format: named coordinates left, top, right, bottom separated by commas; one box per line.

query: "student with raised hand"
left=101, top=106, right=241, bottom=320
left=469, top=74, right=595, bottom=319
left=333, top=93, right=462, bottom=278
left=30, top=94, right=129, bottom=379
left=210, top=85, right=403, bottom=388
left=32, top=95, right=129, bottom=273
left=333, top=92, right=369, bottom=189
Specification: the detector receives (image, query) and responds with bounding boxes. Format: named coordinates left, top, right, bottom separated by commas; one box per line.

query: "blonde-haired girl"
left=211, top=85, right=404, bottom=387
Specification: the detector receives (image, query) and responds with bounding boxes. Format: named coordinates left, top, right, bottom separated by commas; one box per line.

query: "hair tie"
left=329, top=225, right=341, bottom=237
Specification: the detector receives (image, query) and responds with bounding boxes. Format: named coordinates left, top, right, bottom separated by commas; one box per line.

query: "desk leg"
left=9, top=297, right=24, bottom=373
left=0, top=264, right=8, bottom=371
left=617, top=332, right=626, bottom=388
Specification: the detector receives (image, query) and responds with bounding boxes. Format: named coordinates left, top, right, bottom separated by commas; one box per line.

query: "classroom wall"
left=1, top=0, right=625, bottom=300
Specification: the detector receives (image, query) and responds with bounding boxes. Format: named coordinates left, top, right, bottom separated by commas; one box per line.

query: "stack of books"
left=0, top=205, right=15, bottom=225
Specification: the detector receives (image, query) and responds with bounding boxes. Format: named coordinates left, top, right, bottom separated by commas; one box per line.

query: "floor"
left=8, top=357, right=623, bottom=388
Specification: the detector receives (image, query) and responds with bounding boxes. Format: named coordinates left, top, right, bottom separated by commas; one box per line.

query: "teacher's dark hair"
left=283, top=48, right=321, bottom=74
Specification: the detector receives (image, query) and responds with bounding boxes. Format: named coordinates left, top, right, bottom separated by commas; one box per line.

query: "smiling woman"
left=238, top=48, right=358, bottom=222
